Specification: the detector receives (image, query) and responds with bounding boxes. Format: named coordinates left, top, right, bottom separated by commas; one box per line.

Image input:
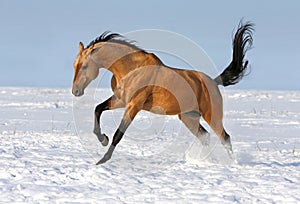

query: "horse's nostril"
left=73, top=89, right=80, bottom=96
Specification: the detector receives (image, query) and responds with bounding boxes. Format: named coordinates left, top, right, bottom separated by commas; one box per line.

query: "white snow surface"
left=0, top=87, right=299, bottom=203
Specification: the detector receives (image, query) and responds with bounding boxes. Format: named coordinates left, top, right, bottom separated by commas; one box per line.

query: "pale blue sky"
left=0, top=0, right=299, bottom=90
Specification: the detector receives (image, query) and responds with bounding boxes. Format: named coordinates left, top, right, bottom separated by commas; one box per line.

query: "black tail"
left=215, top=21, right=254, bottom=87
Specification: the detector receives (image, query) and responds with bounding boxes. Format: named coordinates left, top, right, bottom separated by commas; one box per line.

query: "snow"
left=0, top=87, right=299, bottom=203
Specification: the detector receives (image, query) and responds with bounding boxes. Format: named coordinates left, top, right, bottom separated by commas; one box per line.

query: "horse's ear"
left=78, top=42, right=84, bottom=53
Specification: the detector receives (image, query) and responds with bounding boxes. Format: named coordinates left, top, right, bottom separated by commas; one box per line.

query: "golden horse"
left=72, top=22, right=254, bottom=164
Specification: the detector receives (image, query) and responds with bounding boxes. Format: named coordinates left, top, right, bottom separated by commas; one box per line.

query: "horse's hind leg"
left=178, top=111, right=210, bottom=146
left=222, top=130, right=233, bottom=155
left=202, top=111, right=233, bottom=156
left=218, top=128, right=233, bottom=156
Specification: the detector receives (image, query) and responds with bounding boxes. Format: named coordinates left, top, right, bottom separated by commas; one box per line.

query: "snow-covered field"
left=0, top=87, right=299, bottom=203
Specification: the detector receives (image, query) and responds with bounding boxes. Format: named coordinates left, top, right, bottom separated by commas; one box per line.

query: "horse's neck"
left=92, top=42, right=162, bottom=85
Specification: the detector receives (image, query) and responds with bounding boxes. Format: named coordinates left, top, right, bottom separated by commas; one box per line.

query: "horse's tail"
left=214, top=21, right=254, bottom=87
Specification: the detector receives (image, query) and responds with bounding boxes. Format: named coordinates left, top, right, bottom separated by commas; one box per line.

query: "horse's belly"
left=143, top=87, right=197, bottom=115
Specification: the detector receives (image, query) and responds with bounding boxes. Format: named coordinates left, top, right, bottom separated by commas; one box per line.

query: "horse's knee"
left=95, top=100, right=109, bottom=115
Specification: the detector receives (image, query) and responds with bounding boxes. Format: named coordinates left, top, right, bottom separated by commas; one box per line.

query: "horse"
left=72, top=22, right=254, bottom=165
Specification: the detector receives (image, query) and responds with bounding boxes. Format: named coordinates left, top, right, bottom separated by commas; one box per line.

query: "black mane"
left=86, top=31, right=143, bottom=51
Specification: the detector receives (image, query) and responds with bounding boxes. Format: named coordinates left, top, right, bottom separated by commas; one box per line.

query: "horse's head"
left=72, top=32, right=147, bottom=97
left=72, top=42, right=100, bottom=97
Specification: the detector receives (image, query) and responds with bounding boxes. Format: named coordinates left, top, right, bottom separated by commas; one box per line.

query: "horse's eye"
left=82, top=65, right=88, bottom=70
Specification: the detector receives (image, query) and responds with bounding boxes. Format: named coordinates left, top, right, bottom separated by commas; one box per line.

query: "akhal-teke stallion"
left=72, top=21, right=254, bottom=165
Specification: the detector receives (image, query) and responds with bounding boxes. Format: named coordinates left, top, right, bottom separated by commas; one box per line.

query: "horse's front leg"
left=93, top=97, right=111, bottom=146
left=96, top=104, right=139, bottom=165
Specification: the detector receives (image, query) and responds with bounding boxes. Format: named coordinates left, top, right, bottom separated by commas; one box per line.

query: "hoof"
left=96, top=159, right=107, bottom=165
left=199, top=133, right=210, bottom=146
left=96, top=155, right=109, bottom=165
left=223, top=139, right=234, bottom=158
left=96, top=145, right=115, bottom=165
left=95, top=133, right=109, bottom=146
left=96, top=159, right=106, bottom=165
left=101, top=134, right=109, bottom=146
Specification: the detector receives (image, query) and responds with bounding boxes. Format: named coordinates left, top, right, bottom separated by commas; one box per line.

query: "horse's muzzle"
left=72, top=87, right=84, bottom=97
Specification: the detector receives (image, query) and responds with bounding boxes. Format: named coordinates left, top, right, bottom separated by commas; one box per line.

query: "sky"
left=0, top=0, right=299, bottom=90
